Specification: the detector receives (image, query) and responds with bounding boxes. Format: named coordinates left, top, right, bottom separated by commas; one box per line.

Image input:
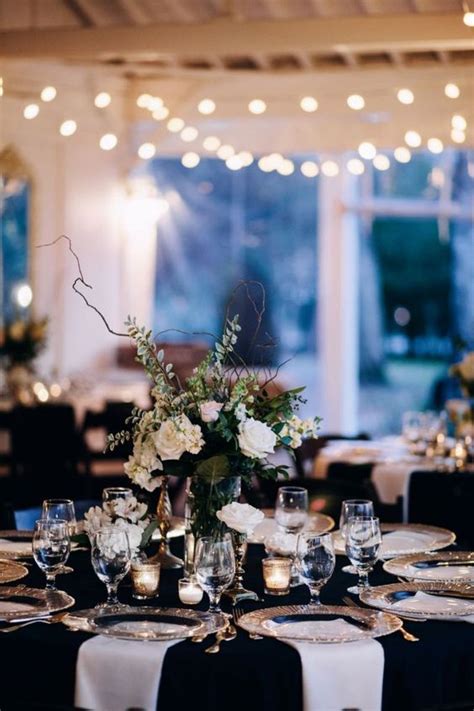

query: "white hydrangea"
left=83, top=505, right=112, bottom=535
left=152, top=415, right=204, bottom=461
left=280, top=415, right=318, bottom=449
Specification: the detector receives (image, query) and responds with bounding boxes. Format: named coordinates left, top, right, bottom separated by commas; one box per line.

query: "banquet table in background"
left=0, top=539, right=473, bottom=711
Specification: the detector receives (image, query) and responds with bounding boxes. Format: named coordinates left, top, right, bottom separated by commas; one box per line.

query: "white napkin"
left=407, top=564, right=474, bottom=582
left=266, top=617, right=366, bottom=641
left=284, top=626, right=385, bottom=711
left=390, top=591, right=474, bottom=622
left=381, top=531, right=433, bottom=557
left=74, top=635, right=178, bottom=711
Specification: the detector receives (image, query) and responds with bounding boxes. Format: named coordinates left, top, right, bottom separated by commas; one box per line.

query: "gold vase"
left=150, top=476, right=183, bottom=569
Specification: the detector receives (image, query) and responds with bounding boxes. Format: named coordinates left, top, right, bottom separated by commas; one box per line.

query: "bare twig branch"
left=37, top=235, right=92, bottom=288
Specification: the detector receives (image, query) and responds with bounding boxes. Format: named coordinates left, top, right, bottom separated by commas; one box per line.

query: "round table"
left=0, top=538, right=473, bottom=711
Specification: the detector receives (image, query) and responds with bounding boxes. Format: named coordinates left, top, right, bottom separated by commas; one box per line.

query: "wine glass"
left=102, top=487, right=133, bottom=505
left=345, top=516, right=382, bottom=595
left=297, top=532, right=335, bottom=605
left=91, top=526, right=131, bottom=609
left=275, top=486, right=308, bottom=534
left=402, top=411, right=425, bottom=447
left=339, top=499, right=374, bottom=574
left=42, top=499, right=76, bottom=574
left=32, top=519, right=70, bottom=590
left=194, top=535, right=235, bottom=613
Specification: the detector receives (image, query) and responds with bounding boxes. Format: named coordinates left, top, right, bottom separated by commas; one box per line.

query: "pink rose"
left=199, top=401, right=223, bottom=423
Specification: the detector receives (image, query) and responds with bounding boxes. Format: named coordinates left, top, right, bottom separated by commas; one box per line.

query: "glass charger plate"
left=384, top=551, right=474, bottom=583
left=0, top=586, right=75, bottom=621
left=333, top=523, right=455, bottom=559
left=236, top=604, right=401, bottom=643
left=360, top=581, right=474, bottom=620
left=81, top=606, right=226, bottom=641
left=0, top=560, right=29, bottom=583
left=248, top=512, right=335, bottom=544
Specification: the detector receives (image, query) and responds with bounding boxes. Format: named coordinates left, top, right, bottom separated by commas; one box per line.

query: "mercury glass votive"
left=178, top=577, right=204, bottom=605
left=262, top=557, right=292, bottom=596
left=131, top=561, right=161, bottom=599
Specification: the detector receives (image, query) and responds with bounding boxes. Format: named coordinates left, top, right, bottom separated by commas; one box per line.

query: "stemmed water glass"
left=102, top=487, right=134, bottom=505
left=339, top=499, right=374, bottom=574
left=91, top=526, right=131, bottom=609
left=345, top=516, right=382, bottom=595
left=275, top=486, right=308, bottom=533
left=42, top=499, right=77, bottom=574
left=297, top=532, right=335, bottom=605
left=194, top=535, right=235, bottom=613
left=32, top=519, right=71, bottom=590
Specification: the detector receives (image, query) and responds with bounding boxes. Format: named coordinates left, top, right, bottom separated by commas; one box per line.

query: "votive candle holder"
left=131, top=561, right=161, bottom=599
left=262, top=557, right=292, bottom=596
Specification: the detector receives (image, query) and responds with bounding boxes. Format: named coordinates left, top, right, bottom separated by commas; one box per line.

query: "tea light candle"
left=262, top=557, right=292, bottom=596
left=131, top=561, right=161, bottom=599
left=179, top=577, right=203, bottom=605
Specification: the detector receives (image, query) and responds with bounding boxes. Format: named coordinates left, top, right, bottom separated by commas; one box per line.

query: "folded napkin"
left=283, top=624, right=385, bottom=711
left=74, top=635, right=179, bottom=711
left=266, top=618, right=366, bottom=642
left=390, top=591, right=474, bottom=622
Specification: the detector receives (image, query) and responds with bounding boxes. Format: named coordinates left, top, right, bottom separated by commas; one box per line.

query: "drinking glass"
left=297, top=532, right=335, bottom=605
left=91, top=526, right=131, bottom=609
left=339, top=499, right=374, bottom=575
left=275, top=486, right=308, bottom=534
left=402, top=411, right=425, bottom=445
left=32, top=519, right=70, bottom=590
left=345, top=516, right=382, bottom=595
left=194, top=535, right=235, bottom=612
left=41, top=499, right=77, bottom=574
left=102, top=487, right=133, bottom=504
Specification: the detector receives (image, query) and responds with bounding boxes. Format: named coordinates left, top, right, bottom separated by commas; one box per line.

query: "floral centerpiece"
left=83, top=495, right=152, bottom=556
left=450, top=352, right=474, bottom=398
left=0, top=317, right=47, bottom=399
left=108, top=315, right=319, bottom=551
left=449, top=351, right=474, bottom=440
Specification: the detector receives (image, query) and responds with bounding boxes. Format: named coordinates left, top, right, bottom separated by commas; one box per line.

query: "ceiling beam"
left=0, top=13, right=471, bottom=59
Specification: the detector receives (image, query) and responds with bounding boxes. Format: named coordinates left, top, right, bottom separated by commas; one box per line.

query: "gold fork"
left=233, top=607, right=263, bottom=640
left=0, top=612, right=69, bottom=633
left=342, top=596, right=419, bottom=642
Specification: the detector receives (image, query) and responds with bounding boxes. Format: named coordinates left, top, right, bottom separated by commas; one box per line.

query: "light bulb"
left=138, top=142, right=156, bottom=159
left=99, top=133, right=118, bottom=151
left=60, top=120, right=77, bottom=136
left=136, top=94, right=152, bottom=108
left=180, top=126, right=198, bottom=142
left=427, top=138, right=443, bottom=154
left=404, top=130, right=421, bottom=147
left=238, top=151, right=254, bottom=166
left=181, top=152, right=200, bottom=168
left=167, top=117, right=185, bottom=133
left=321, top=160, right=339, bottom=176
left=394, top=146, right=411, bottom=163
left=148, top=97, right=163, bottom=112
left=203, top=136, right=221, bottom=151
left=198, top=98, right=216, bottom=115
left=277, top=159, right=295, bottom=176
left=258, top=156, right=273, bottom=173
left=40, top=86, right=56, bottom=102
left=94, top=92, right=111, bottom=108
left=300, top=161, right=319, bottom=177
left=463, top=11, right=474, bottom=26
left=152, top=106, right=169, bottom=121
left=397, top=88, right=414, bottom=105
left=444, top=83, right=460, bottom=99
left=347, top=94, right=365, bottom=110
left=373, top=154, right=390, bottom=171
left=248, top=99, right=266, bottom=114
left=358, top=142, right=376, bottom=160
left=23, top=104, right=39, bottom=119
left=217, top=144, right=235, bottom=160
left=451, top=128, right=466, bottom=144
left=347, top=158, right=365, bottom=175
left=451, top=114, right=467, bottom=131
left=14, top=283, right=33, bottom=308
left=300, top=96, right=318, bottom=112
left=226, top=155, right=243, bottom=171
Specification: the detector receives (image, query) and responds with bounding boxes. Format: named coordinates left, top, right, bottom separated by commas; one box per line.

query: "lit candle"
left=262, top=557, right=292, bottom=596
left=131, top=561, right=161, bottom=599
left=179, top=577, right=203, bottom=605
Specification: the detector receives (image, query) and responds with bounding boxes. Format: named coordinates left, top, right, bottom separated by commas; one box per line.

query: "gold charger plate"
left=0, top=586, right=75, bottom=621
left=0, top=559, right=29, bottom=584
left=237, top=604, right=401, bottom=643
left=384, top=551, right=474, bottom=583
left=333, top=523, right=456, bottom=559
left=360, top=581, right=474, bottom=620
left=248, top=511, right=335, bottom=544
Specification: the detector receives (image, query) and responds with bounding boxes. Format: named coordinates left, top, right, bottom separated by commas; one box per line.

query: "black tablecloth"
left=0, top=538, right=473, bottom=711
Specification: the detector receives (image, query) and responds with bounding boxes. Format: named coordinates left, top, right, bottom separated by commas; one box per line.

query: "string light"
left=138, top=142, right=156, bottom=159
left=148, top=97, right=163, bottom=111
left=463, top=10, right=474, bottom=26
left=40, top=86, right=56, bottom=102
left=394, top=146, right=411, bottom=163
left=136, top=94, right=152, bottom=108
left=404, top=130, right=422, bottom=147
left=248, top=99, right=267, bottom=114
left=180, top=126, right=198, bottom=142
left=238, top=151, right=254, bottom=166
left=451, top=114, right=467, bottom=131
left=300, top=161, right=319, bottom=178
left=397, top=88, right=414, bottom=105
left=167, top=117, right=185, bottom=133
left=181, top=152, right=200, bottom=168
left=14, top=283, right=33, bottom=308
left=59, top=120, right=77, bottom=136
left=203, top=136, right=221, bottom=151
left=300, top=96, right=318, bottom=112
left=277, top=159, right=295, bottom=176
left=99, top=133, right=118, bottom=151
left=152, top=106, right=169, bottom=121
left=373, top=154, right=390, bottom=171
left=427, top=138, right=443, bottom=154
left=217, top=144, right=235, bottom=160
left=258, top=156, right=273, bottom=172
left=444, top=83, right=460, bottom=99
left=321, top=160, right=339, bottom=176
left=198, top=99, right=216, bottom=115
left=94, top=92, right=111, bottom=108
left=23, top=104, right=39, bottom=119
left=347, top=158, right=365, bottom=175
left=347, top=94, right=365, bottom=110
left=358, top=142, right=376, bottom=160
left=451, top=128, right=466, bottom=143
left=0, top=77, right=3, bottom=98
left=226, top=155, right=243, bottom=171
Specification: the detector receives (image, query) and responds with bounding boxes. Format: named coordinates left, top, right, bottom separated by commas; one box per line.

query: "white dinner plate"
left=384, top=551, right=474, bottom=583
left=360, top=581, right=474, bottom=620
left=333, top=523, right=455, bottom=559
left=248, top=511, right=334, bottom=544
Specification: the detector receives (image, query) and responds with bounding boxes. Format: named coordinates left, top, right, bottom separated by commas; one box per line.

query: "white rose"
left=152, top=419, right=187, bottom=461
left=216, top=502, right=265, bottom=535
left=238, top=418, right=277, bottom=459
left=83, top=506, right=112, bottom=537
left=124, top=457, right=162, bottom=492
left=264, top=532, right=298, bottom=556
left=200, top=400, right=223, bottom=423
left=114, top=519, right=143, bottom=553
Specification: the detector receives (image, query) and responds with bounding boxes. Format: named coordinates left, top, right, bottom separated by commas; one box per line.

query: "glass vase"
left=184, top=475, right=241, bottom=575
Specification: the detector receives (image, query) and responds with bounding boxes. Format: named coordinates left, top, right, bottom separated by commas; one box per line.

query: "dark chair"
left=294, top=433, right=371, bottom=478
left=407, top=470, right=474, bottom=547
left=327, top=461, right=374, bottom=483
left=81, top=401, right=134, bottom=483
